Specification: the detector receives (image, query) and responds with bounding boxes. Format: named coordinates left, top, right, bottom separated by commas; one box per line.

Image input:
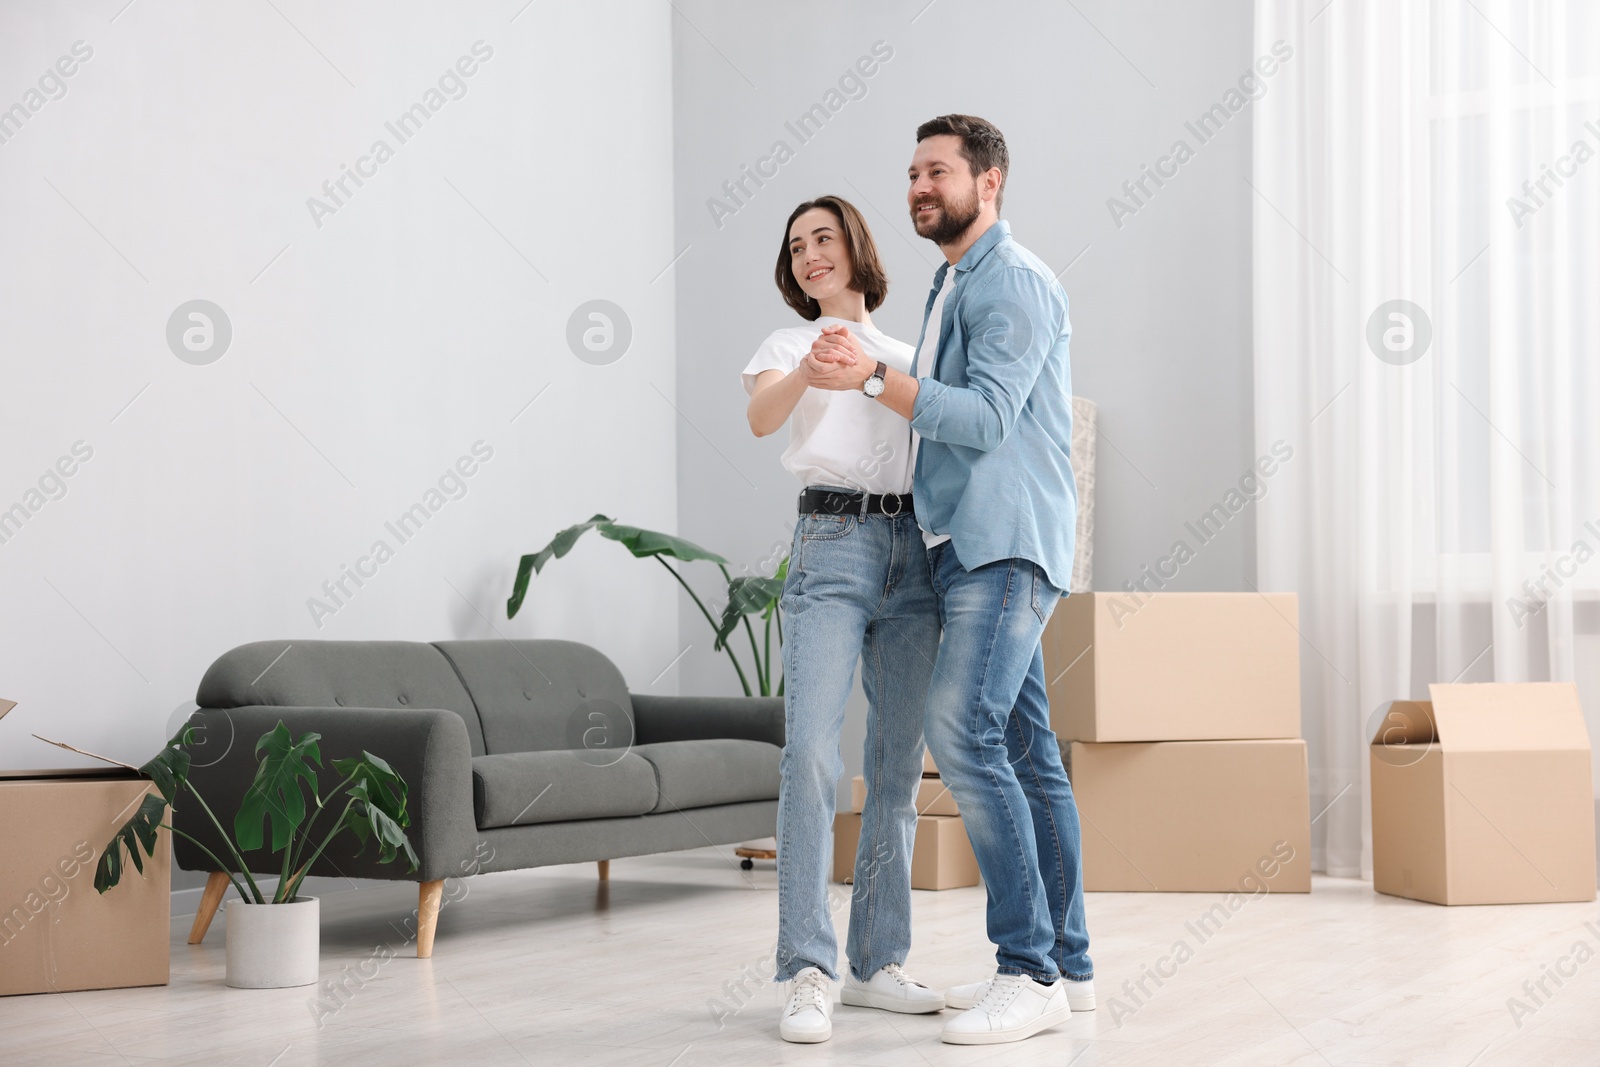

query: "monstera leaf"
left=95, top=793, right=168, bottom=893
left=234, top=722, right=322, bottom=853
left=345, top=780, right=418, bottom=871
left=93, top=726, right=195, bottom=894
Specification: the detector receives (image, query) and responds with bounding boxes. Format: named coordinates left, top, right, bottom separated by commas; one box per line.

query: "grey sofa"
left=173, top=639, right=783, bottom=956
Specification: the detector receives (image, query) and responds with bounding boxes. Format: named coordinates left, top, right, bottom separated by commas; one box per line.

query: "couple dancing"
left=742, top=114, right=1092, bottom=1047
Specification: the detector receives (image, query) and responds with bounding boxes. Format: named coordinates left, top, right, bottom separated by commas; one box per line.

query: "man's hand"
left=805, top=325, right=873, bottom=391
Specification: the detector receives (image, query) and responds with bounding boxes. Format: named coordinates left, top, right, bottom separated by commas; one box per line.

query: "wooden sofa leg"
left=416, top=879, right=444, bottom=958
left=188, top=871, right=231, bottom=944
left=597, top=860, right=609, bottom=881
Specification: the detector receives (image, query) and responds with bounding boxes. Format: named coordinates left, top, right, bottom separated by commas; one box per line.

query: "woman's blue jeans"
left=923, top=541, right=1093, bottom=983
left=774, top=507, right=939, bottom=983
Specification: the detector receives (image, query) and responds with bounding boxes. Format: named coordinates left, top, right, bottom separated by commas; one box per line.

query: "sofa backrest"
left=432, top=639, right=633, bottom=754
left=197, top=640, right=489, bottom=757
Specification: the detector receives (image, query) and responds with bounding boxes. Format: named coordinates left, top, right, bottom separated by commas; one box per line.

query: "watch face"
left=864, top=376, right=885, bottom=397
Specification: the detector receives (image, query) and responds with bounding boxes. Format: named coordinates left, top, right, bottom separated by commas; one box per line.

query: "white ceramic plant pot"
left=225, top=896, right=320, bottom=988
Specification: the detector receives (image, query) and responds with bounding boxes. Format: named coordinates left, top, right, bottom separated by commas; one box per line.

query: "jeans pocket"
left=799, top=515, right=854, bottom=542
left=1031, top=565, right=1062, bottom=625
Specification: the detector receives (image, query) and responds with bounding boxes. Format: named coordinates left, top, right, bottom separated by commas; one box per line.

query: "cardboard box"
left=849, top=775, right=959, bottom=817
left=833, top=812, right=980, bottom=890
left=1370, top=683, right=1597, bottom=906
left=1068, top=739, right=1311, bottom=892
left=1043, top=592, right=1301, bottom=741
left=922, top=750, right=938, bottom=776
left=0, top=769, right=171, bottom=996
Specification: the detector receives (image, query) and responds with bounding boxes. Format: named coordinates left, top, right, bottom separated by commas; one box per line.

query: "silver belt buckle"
left=880, top=492, right=904, bottom=518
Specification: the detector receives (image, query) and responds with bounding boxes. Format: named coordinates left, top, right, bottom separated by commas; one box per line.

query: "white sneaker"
left=839, top=963, right=946, bottom=1014
left=947, top=972, right=1096, bottom=1011
left=779, top=967, right=834, bottom=1043
left=940, top=973, right=1072, bottom=1045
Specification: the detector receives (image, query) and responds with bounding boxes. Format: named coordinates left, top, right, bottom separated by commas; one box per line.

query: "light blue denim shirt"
left=909, top=220, right=1077, bottom=592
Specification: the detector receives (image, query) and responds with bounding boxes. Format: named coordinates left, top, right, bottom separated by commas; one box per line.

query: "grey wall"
left=671, top=0, right=1260, bottom=800
left=0, top=2, right=682, bottom=786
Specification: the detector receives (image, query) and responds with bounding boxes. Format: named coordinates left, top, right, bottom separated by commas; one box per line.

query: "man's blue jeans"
left=774, top=507, right=939, bottom=983
left=924, top=542, right=1093, bottom=982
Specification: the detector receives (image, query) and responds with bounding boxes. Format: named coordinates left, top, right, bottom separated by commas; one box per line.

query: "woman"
left=743, top=195, right=944, bottom=1044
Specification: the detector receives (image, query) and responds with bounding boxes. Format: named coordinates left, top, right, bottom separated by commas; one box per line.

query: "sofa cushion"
left=631, top=739, right=782, bottom=814
left=196, top=640, right=489, bottom=757
left=471, top=750, right=659, bottom=829
left=434, top=639, right=634, bottom=755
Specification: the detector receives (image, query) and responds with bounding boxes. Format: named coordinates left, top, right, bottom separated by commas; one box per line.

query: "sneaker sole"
left=947, top=992, right=1095, bottom=1011
left=940, top=1001, right=1072, bottom=1045
left=779, top=1023, right=832, bottom=1043
left=839, top=986, right=946, bottom=1014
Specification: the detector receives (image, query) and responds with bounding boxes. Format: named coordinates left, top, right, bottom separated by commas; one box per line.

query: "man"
left=804, top=113, right=1093, bottom=1046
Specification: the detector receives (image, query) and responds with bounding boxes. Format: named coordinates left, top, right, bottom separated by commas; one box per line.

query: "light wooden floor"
left=4, top=846, right=1598, bottom=1066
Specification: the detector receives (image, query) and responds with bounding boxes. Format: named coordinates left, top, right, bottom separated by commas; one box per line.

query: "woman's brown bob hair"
left=774, top=195, right=888, bottom=321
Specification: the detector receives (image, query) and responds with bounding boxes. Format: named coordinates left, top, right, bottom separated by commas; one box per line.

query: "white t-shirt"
left=741, top=316, right=916, bottom=495
left=909, top=272, right=956, bottom=550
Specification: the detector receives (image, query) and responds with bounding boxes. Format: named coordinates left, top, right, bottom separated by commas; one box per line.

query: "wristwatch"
left=863, top=361, right=887, bottom=398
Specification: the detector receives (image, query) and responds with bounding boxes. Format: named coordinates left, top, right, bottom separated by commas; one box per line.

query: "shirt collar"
left=954, top=219, right=1010, bottom=273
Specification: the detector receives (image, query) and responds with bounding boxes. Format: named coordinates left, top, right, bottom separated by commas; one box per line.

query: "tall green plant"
left=507, top=515, right=786, bottom=696
left=95, top=722, right=417, bottom=905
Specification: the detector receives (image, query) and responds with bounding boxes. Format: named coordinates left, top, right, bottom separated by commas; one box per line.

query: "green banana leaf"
left=507, top=515, right=728, bottom=618
left=714, top=575, right=786, bottom=652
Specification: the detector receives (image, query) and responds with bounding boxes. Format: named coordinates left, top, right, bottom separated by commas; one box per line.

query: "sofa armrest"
left=630, top=693, right=785, bottom=749
left=171, top=705, right=477, bottom=884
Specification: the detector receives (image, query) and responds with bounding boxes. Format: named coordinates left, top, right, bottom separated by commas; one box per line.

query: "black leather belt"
left=798, top=488, right=914, bottom=518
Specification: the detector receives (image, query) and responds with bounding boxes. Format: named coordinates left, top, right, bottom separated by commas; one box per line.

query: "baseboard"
left=170, top=873, right=389, bottom=917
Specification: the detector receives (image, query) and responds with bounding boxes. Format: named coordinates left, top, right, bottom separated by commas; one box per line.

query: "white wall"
left=0, top=1, right=682, bottom=787
left=670, top=0, right=1259, bottom=798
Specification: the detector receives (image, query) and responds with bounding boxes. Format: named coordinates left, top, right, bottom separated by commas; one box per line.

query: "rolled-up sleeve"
left=910, top=267, right=1058, bottom=452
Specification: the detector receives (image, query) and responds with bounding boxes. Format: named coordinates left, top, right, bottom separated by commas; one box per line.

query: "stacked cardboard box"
left=1370, top=683, right=1596, bottom=905
left=1043, top=592, right=1312, bottom=893
left=833, top=749, right=979, bottom=890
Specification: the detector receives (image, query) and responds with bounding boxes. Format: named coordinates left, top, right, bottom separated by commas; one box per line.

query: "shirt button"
left=334, top=697, right=345, bottom=707
left=397, top=695, right=409, bottom=705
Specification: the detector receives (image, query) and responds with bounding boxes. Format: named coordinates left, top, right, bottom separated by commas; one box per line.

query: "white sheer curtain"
left=1253, top=0, right=1600, bottom=876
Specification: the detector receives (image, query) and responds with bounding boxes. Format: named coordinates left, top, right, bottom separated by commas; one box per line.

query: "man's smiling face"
left=908, top=134, right=982, bottom=245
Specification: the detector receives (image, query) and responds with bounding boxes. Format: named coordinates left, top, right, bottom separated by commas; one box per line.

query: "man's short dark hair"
left=915, top=114, right=1009, bottom=215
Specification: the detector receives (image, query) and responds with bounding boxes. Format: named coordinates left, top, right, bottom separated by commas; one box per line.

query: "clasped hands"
left=802, top=325, right=875, bottom=391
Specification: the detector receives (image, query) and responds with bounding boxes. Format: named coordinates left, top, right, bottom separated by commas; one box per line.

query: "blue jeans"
left=923, top=542, right=1093, bottom=982
left=774, top=506, right=940, bottom=983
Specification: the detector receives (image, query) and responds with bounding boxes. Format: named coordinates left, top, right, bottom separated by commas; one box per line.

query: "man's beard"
left=911, top=185, right=981, bottom=245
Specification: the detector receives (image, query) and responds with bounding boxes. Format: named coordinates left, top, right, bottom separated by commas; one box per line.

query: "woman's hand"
left=748, top=325, right=874, bottom=436
left=810, top=324, right=864, bottom=366
left=804, top=325, right=874, bottom=391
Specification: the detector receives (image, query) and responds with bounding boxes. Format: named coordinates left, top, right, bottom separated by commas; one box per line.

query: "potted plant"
left=508, top=514, right=788, bottom=696
left=92, top=721, right=417, bottom=988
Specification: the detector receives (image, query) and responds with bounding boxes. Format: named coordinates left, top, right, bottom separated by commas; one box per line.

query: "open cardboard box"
left=0, top=767, right=171, bottom=996
left=1068, top=739, right=1311, bottom=892
left=1370, top=682, right=1597, bottom=905
left=1042, top=592, right=1302, bottom=742
left=833, top=812, right=979, bottom=890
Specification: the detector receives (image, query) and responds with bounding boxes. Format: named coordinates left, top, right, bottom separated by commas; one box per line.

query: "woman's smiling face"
left=789, top=208, right=854, bottom=304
